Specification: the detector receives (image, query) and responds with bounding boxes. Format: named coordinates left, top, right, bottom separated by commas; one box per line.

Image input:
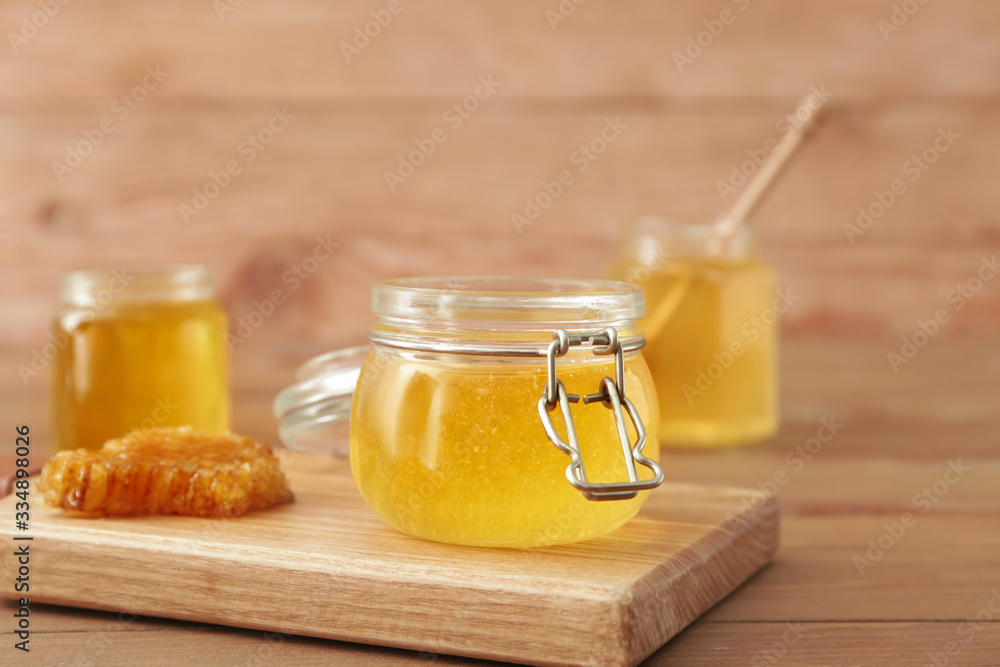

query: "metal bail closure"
left=537, top=328, right=664, bottom=501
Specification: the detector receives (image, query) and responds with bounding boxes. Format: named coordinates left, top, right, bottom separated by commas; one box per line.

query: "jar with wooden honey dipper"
left=608, top=92, right=825, bottom=447
left=607, top=220, right=778, bottom=446
left=50, top=266, right=229, bottom=452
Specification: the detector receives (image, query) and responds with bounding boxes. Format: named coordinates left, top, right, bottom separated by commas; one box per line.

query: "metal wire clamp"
left=537, top=328, right=664, bottom=501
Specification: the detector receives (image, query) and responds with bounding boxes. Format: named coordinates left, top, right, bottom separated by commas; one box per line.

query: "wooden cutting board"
left=0, top=454, right=778, bottom=667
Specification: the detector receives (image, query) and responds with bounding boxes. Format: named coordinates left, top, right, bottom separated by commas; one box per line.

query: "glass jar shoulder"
left=649, top=255, right=774, bottom=278
left=353, top=346, right=656, bottom=393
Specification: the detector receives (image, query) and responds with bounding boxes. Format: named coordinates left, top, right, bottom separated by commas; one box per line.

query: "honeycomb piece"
left=39, top=427, right=294, bottom=518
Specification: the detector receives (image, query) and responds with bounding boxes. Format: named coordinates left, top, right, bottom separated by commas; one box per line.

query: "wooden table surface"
left=3, top=336, right=999, bottom=666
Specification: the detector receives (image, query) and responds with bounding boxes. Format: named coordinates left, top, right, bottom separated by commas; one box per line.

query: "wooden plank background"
left=1, top=0, right=999, bottom=358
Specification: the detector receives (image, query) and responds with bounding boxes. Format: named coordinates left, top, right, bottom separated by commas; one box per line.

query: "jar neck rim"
left=372, top=276, right=644, bottom=324
left=60, top=266, right=215, bottom=307
left=628, top=217, right=755, bottom=261
left=369, top=276, right=645, bottom=354
left=369, top=329, right=645, bottom=358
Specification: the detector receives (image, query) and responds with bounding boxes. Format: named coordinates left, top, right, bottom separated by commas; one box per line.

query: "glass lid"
left=272, top=345, right=368, bottom=456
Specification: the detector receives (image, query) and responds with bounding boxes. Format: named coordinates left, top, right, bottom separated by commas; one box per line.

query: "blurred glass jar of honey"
left=51, top=266, right=229, bottom=452
left=607, top=218, right=779, bottom=447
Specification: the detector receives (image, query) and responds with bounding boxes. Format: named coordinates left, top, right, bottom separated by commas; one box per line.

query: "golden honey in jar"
left=607, top=219, right=779, bottom=447
left=51, top=266, right=229, bottom=452
left=347, top=277, right=662, bottom=547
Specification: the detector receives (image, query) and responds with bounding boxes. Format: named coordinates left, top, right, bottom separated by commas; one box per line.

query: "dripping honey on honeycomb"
left=39, top=427, right=294, bottom=518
